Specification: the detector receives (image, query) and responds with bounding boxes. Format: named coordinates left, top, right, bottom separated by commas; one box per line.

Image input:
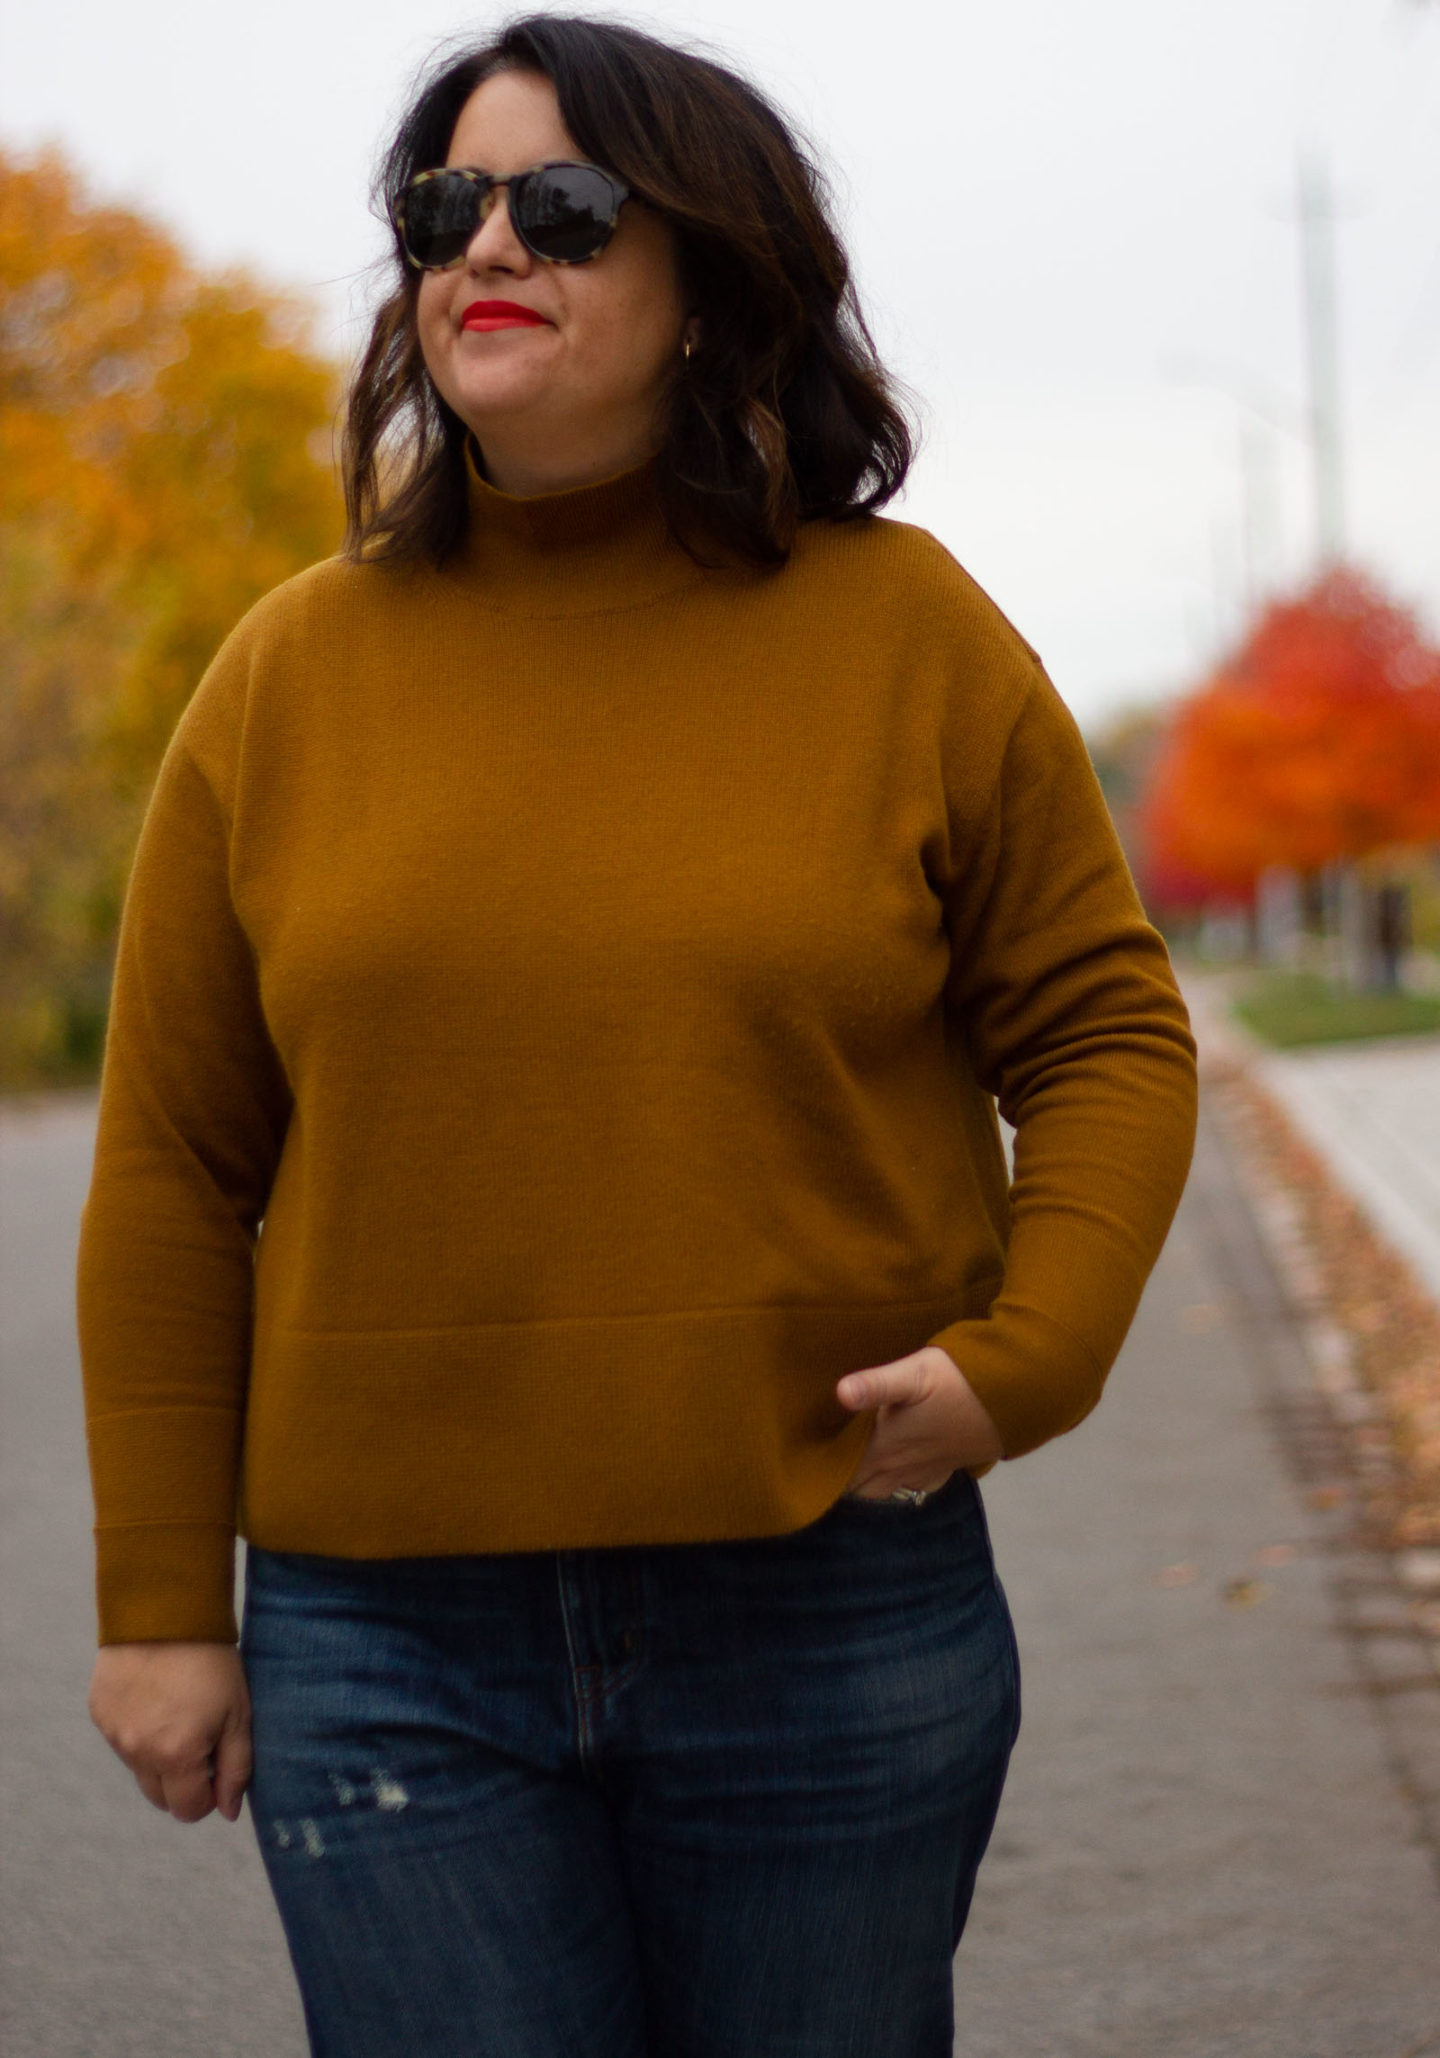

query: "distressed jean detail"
left=240, top=1469, right=1021, bottom=2058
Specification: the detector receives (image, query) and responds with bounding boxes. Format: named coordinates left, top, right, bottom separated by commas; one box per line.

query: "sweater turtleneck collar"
left=459, top=437, right=704, bottom=616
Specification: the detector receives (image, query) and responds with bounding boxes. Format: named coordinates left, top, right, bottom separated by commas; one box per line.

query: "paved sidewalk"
left=1182, top=971, right=1440, bottom=1305
left=4, top=1092, right=1440, bottom=2055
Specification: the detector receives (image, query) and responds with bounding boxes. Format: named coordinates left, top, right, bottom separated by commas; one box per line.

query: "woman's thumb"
left=836, top=1355, right=924, bottom=1412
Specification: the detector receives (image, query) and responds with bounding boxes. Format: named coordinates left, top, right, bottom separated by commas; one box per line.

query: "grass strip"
left=1232, top=970, right=1440, bottom=1049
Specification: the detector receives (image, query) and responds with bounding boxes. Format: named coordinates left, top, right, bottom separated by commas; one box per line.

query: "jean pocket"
left=839, top=1470, right=963, bottom=1512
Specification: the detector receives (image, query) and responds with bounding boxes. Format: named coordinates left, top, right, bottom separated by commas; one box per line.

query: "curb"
left=1184, top=972, right=1440, bottom=1668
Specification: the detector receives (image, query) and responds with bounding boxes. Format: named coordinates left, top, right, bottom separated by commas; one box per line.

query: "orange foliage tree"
left=0, top=146, right=343, bottom=1082
left=1142, top=569, right=1440, bottom=902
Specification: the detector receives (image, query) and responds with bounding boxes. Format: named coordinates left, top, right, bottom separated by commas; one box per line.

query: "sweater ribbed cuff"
left=94, top=1523, right=238, bottom=1645
left=926, top=1303, right=1109, bottom=1460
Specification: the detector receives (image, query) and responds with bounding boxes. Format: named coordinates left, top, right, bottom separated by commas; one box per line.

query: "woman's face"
left=414, top=69, right=690, bottom=496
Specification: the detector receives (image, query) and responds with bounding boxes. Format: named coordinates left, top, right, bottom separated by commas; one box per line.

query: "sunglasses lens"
left=401, top=173, right=484, bottom=269
left=515, top=165, right=619, bottom=261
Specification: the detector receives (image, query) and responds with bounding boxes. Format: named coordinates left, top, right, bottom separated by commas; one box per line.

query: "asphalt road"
left=3, top=1092, right=1439, bottom=2057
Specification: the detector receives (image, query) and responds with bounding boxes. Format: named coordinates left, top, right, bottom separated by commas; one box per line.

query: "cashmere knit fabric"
left=77, top=454, right=1198, bottom=1645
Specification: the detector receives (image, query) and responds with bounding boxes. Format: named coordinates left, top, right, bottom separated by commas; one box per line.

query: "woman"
left=80, top=16, right=1197, bottom=2056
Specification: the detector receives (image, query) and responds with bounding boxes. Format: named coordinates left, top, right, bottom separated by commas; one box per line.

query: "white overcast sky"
left=3, top=0, right=1438, bottom=728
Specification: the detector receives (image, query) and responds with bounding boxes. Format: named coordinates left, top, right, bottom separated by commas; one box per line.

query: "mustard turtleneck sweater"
left=77, top=454, right=1197, bottom=1645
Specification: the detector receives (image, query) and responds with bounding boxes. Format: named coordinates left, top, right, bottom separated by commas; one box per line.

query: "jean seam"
left=967, top=1486, right=1023, bottom=1752
left=554, top=1555, right=596, bottom=1769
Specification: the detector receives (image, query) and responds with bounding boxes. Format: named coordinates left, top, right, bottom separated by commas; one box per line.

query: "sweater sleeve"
left=76, top=715, right=291, bottom=1645
left=925, top=657, right=1198, bottom=1458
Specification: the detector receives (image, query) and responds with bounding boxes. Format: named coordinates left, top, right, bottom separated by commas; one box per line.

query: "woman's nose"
left=464, top=185, right=532, bottom=274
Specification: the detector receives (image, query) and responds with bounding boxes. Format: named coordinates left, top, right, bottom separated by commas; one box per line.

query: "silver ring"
left=887, top=1486, right=930, bottom=1506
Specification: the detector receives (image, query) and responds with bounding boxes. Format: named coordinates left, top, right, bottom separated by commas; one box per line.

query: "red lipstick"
left=461, top=300, right=553, bottom=332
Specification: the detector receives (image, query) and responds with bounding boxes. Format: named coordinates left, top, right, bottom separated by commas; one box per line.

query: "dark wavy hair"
left=342, top=14, right=915, bottom=569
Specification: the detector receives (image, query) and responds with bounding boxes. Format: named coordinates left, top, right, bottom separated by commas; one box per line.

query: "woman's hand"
left=836, top=1345, right=1005, bottom=1499
left=88, top=1642, right=252, bottom=1824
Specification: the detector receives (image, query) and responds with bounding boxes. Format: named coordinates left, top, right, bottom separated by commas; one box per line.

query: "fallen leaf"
left=1223, top=1577, right=1270, bottom=1607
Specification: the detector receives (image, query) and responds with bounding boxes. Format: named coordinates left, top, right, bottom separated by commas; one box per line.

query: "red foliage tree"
left=1142, top=569, right=1440, bottom=901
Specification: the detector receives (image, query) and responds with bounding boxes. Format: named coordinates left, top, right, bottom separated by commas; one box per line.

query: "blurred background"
left=6, top=15, right=1440, bottom=2050
left=2, top=0, right=1439, bottom=1082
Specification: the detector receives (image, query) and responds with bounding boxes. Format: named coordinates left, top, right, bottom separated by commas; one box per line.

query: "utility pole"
left=1297, top=154, right=1346, bottom=565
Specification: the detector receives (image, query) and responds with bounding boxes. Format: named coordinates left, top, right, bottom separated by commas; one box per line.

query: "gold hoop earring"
left=682, top=334, right=694, bottom=363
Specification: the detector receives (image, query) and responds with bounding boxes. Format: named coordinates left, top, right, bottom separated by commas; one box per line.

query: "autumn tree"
left=1142, top=570, right=1440, bottom=903
left=0, top=147, right=343, bottom=1083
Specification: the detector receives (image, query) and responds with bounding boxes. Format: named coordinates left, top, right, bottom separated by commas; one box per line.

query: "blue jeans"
left=240, top=1470, right=1021, bottom=2058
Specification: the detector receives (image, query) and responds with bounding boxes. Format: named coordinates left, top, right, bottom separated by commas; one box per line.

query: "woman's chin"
left=447, top=375, right=562, bottom=446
